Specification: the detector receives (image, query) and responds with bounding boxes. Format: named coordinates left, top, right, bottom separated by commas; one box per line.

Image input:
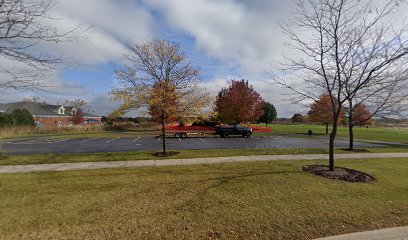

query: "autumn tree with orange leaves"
left=111, top=39, right=210, bottom=154
left=147, top=81, right=179, bottom=123
left=350, top=104, right=372, bottom=127
left=344, top=103, right=372, bottom=150
left=215, top=80, right=264, bottom=124
left=307, top=94, right=344, bottom=134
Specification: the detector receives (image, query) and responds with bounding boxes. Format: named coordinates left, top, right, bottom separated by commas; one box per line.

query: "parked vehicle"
left=214, top=124, right=253, bottom=138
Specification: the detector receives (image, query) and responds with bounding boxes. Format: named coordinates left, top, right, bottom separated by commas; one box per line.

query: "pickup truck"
left=214, top=124, right=253, bottom=138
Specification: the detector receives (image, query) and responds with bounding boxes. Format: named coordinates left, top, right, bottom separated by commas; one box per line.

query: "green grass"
left=0, top=148, right=328, bottom=165
left=1, top=147, right=407, bottom=166
left=0, top=158, right=407, bottom=239
left=261, top=124, right=408, bottom=144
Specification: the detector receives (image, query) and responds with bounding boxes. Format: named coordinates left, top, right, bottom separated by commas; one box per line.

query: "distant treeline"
left=0, top=109, right=35, bottom=127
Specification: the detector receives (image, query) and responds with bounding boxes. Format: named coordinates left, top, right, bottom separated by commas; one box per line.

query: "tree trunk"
left=348, top=124, right=354, bottom=151
left=266, top=122, right=268, bottom=127
left=162, top=112, right=166, bottom=154
left=348, top=100, right=354, bottom=151
left=329, top=116, right=339, bottom=171
left=325, top=122, right=329, bottom=135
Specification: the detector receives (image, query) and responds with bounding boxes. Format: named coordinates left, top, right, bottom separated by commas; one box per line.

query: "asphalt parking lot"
left=1, top=135, right=385, bottom=155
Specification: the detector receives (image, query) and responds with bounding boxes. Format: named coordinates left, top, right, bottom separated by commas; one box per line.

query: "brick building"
left=0, top=102, right=102, bottom=128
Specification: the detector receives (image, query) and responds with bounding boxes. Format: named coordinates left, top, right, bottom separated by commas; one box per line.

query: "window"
left=59, top=106, right=65, bottom=115
left=57, top=121, right=62, bottom=127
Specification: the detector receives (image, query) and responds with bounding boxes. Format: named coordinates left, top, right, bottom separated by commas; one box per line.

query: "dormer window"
left=59, top=106, right=65, bottom=115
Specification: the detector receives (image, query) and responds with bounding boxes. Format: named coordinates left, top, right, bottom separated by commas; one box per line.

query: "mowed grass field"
left=262, top=124, right=408, bottom=144
left=0, top=158, right=407, bottom=239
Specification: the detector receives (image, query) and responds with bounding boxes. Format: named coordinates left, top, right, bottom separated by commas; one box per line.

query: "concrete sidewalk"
left=0, top=152, right=407, bottom=174
left=315, top=226, right=408, bottom=240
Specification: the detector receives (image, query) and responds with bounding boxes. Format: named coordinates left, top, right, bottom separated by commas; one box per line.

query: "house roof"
left=0, top=102, right=100, bottom=117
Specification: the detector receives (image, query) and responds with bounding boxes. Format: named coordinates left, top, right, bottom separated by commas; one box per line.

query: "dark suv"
left=214, top=124, right=253, bottom=138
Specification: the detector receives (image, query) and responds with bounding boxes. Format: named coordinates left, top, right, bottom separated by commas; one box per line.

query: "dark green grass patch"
left=0, top=158, right=407, bottom=239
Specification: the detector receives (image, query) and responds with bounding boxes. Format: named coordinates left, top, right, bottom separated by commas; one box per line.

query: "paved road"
left=315, top=225, right=408, bottom=240
left=1, top=135, right=385, bottom=155
left=1, top=152, right=407, bottom=174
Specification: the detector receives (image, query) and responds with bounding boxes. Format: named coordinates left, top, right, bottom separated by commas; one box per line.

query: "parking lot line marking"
left=10, top=138, right=67, bottom=145
left=198, top=138, right=206, bottom=142
left=157, top=137, right=161, bottom=142
left=80, top=138, right=97, bottom=143
left=11, top=138, right=52, bottom=144
left=107, top=137, right=119, bottom=143
left=178, top=138, right=181, bottom=141
left=135, top=143, right=142, bottom=146
left=49, top=138, right=71, bottom=144
left=132, top=137, right=141, bottom=143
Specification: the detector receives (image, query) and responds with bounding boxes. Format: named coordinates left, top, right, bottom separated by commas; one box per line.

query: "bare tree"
left=112, top=38, right=210, bottom=154
left=0, top=0, right=83, bottom=91
left=344, top=72, right=408, bottom=150
left=268, top=0, right=408, bottom=170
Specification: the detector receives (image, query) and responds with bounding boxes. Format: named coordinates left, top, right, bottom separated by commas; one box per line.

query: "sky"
left=0, top=0, right=407, bottom=117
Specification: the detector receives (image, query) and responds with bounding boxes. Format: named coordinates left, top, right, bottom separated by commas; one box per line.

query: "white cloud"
left=4, top=0, right=406, bottom=118
left=144, top=0, right=286, bottom=74
left=0, top=0, right=157, bottom=112
left=37, top=0, right=156, bottom=65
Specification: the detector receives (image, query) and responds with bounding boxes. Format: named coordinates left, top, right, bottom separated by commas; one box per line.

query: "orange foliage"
left=352, top=104, right=372, bottom=126
left=308, top=94, right=344, bottom=124
left=148, top=81, right=179, bottom=122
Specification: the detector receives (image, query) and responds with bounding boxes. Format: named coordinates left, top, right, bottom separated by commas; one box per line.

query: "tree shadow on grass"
left=168, top=170, right=304, bottom=211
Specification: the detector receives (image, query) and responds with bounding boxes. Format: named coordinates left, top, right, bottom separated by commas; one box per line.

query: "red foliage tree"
left=351, top=104, right=372, bottom=126
left=308, top=94, right=344, bottom=124
left=308, top=94, right=344, bottom=133
left=215, top=79, right=264, bottom=124
left=70, top=108, right=84, bottom=125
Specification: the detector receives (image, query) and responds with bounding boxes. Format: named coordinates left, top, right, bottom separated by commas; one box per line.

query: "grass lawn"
left=261, top=124, right=408, bottom=144
left=0, top=158, right=407, bottom=239
left=1, top=147, right=408, bottom=165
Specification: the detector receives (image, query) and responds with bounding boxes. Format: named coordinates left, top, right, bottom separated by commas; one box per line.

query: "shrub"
left=0, top=109, right=34, bottom=127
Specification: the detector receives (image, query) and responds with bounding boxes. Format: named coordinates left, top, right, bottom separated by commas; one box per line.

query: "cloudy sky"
left=1, top=0, right=406, bottom=117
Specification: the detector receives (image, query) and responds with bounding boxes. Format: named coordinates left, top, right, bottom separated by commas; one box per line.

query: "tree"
left=348, top=104, right=372, bottom=126
left=344, top=103, right=372, bottom=150
left=215, top=79, right=264, bottom=124
left=65, top=99, right=88, bottom=125
left=258, top=102, right=277, bottom=127
left=0, top=0, right=83, bottom=91
left=291, top=113, right=304, bottom=124
left=147, top=81, right=179, bottom=123
left=64, top=99, right=88, bottom=112
left=69, top=109, right=84, bottom=125
left=0, top=109, right=34, bottom=127
left=269, top=0, right=408, bottom=171
left=111, top=39, right=210, bottom=154
left=307, top=94, right=344, bottom=134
